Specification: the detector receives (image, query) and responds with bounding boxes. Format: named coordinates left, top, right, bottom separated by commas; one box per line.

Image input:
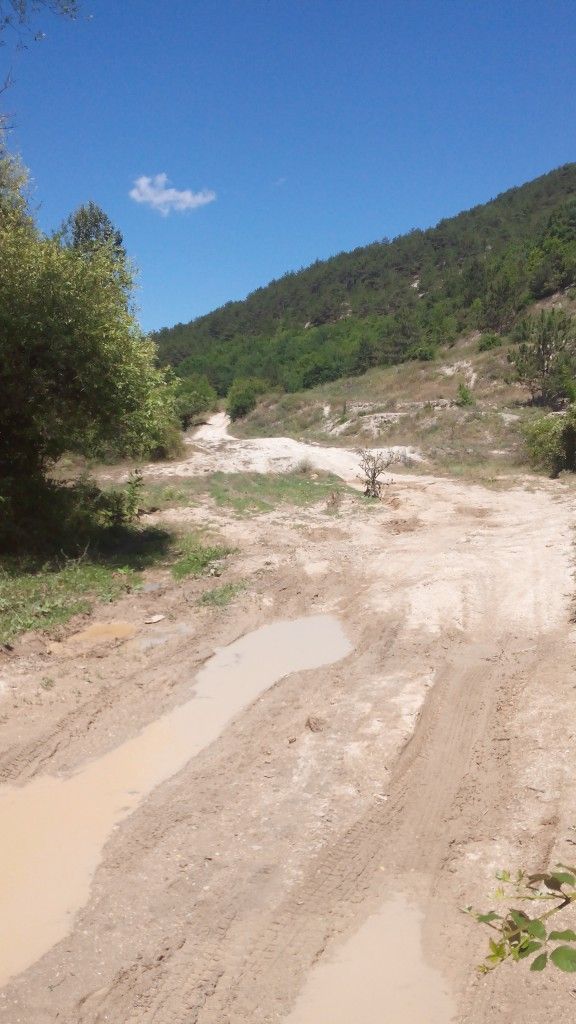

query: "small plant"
left=467, top=866, right=576, bottom=974
left=325, top=490, right=342, bottom=514
left=40, top=677, right=55, bottom=690
left=456, top=382, right=474, bottom=407
left=199, top=581, right=245, bottom=607
left=171, top=535, right=232, bottom=580
left=478, top=332, right=503, bottom=352
left=98, top=470, right=144, bottom=527
left=358, top=449, right=393, bottom=498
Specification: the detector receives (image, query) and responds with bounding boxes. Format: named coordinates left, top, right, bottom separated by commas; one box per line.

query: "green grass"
left=142, top=470, right=357, bottom=517
left=0, top=559, right=139, bottom=644
left=199, top=581, right=246, bottom=607
left=0, top=525, right=235, bottom=643
left=207, top=470, right=354, bottom=513
left=170, top=534, right=233, bottom=580
left=142, top=480, right=205, bottom=510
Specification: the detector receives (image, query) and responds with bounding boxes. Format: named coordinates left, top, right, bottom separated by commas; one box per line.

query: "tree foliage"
left=0, top=140, right=178, bottom=501
left=175, top=373, right=217, bottom=429
left=523, top=407, right=576, bottom=476
left=511, top=309, right=576, bottom=405
left=154, top=165, right=576, bottom=396
left=226, top=377, right=267, bottom=420
left=60, top=200, right=126, bottom=262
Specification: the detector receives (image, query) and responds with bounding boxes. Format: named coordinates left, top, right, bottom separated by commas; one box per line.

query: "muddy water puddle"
left=70, top=620, right=138, bottom=644
left=0, top=615, right=351, bottom=987
left=286, top=895, right=455, bottom=1024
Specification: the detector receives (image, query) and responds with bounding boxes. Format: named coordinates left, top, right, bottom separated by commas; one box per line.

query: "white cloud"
left=129, top=173, right=216, bottom=216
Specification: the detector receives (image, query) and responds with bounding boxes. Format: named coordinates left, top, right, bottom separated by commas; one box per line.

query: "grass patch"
left=0, top=558, right=139, bottom=644
left=142, top=470, right=356, bottom=517
left=199, top=581, right=246, bottom=607
left=206, top=470, right=355, bottom=514
left=170, top=534, right=232, bottom=580
left=141, top=480, right=205, bottom=511
left=0, top=518, right=234, bottom=642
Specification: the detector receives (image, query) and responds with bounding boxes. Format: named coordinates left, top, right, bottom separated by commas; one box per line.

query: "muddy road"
left=0, top=418, right=575, bottom=1022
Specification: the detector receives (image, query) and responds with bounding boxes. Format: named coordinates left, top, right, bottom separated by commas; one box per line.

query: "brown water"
left=0, top=615, right=351, bottom=987
left=68, top=621, right=138, bottom=644
left=285, top=895, right=456, bottom=1024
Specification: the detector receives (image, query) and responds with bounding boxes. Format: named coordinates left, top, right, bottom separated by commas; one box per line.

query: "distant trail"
left=142, top=411, right=421, bottom=482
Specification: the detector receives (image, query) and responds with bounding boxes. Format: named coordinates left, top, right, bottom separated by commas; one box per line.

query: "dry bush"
left=357, top=449, right=394, bottom=497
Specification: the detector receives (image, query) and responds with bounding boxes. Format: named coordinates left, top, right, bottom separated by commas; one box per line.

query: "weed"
left=171, top=535, right=232, bottom=580
left=456, top=382, right=474, bottom=407
left=325, top=490, right=342, bottom=514
left=199, top=581, right=246, bottom=607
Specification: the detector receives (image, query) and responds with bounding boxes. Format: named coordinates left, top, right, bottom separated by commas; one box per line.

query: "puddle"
left=135, top=623, right=193, bottom=651
left=0, top=615, right=351, bottom=988
left=285, top=895, right=456, bottom=1024
left=69, top=620, right=138, bottom=644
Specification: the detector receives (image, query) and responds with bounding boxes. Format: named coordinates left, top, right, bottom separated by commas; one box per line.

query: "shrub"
left=226, top=377, right=267, bottom=420
left=406, top=342, right=437, bottom=362
left=478, top=332, right=502, bottom=352
left=357, top=449, right=394, bottom=498
left=456, top=382, right=474, bottom=407
left=523, top=408, right=576, bottom=476
left=0, top=472, right=150, bottom=554
left=175, top=374, right=217, bottom=430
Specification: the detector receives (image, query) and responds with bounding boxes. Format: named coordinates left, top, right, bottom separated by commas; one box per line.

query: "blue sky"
left=4, top=0, right=576, bottom=332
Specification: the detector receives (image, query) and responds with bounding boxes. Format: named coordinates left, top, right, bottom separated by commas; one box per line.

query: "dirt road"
left=0, top=418, right=575, bottom=1022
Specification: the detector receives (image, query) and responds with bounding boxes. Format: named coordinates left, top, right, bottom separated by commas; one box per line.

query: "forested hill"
left=153, top=164, right=576, bottom=395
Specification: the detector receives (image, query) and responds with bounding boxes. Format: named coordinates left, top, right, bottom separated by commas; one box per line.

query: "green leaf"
left=551, top=871, right=576, bottom=887
left=542, top=875, right=563, bottom=892
left=530, top=953, right=548, bottom=972
left=510, top=910, right=530, bottom=929
left=477, top=912, right=500, bottom=924
left=549, top=930, right=576, bottom=942
left=550, top=946, right=576, bottom=972
left=557, top=864, right=576, bottom=876
left=518, top=941, right=542, bottom=959
left=525, top=920, right=547, bottom=940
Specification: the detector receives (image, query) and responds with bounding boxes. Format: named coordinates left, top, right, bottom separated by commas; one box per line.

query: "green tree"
left=0, top=145, right=178, bottom=508
left=511, top=309, right=576, bottom=405
left=60, top=201, right=126, bottom=263
left=226, top=378, right=266, bottom=420
left=175, top=374, right=217, bottom=429
left=0, top=143, right=30, bottom=225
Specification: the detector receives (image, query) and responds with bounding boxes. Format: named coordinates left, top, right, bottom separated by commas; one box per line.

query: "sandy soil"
left=0, top=417, right=575, bottom=1022
left=139, top=410, right=421, bottom=479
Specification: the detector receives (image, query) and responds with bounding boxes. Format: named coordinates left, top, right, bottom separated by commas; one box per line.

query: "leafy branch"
left=466, top=866, right=576, bottom=974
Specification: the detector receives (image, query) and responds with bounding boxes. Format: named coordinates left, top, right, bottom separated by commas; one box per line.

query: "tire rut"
left=75, top=634, right=533, bottom=1024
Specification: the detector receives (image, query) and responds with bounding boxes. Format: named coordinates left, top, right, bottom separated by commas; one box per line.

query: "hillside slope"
left=154, top=164, right=576, bottom=394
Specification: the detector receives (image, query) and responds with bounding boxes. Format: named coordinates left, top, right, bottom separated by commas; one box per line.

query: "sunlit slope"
left=154, top=164, right=576, bottom=395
